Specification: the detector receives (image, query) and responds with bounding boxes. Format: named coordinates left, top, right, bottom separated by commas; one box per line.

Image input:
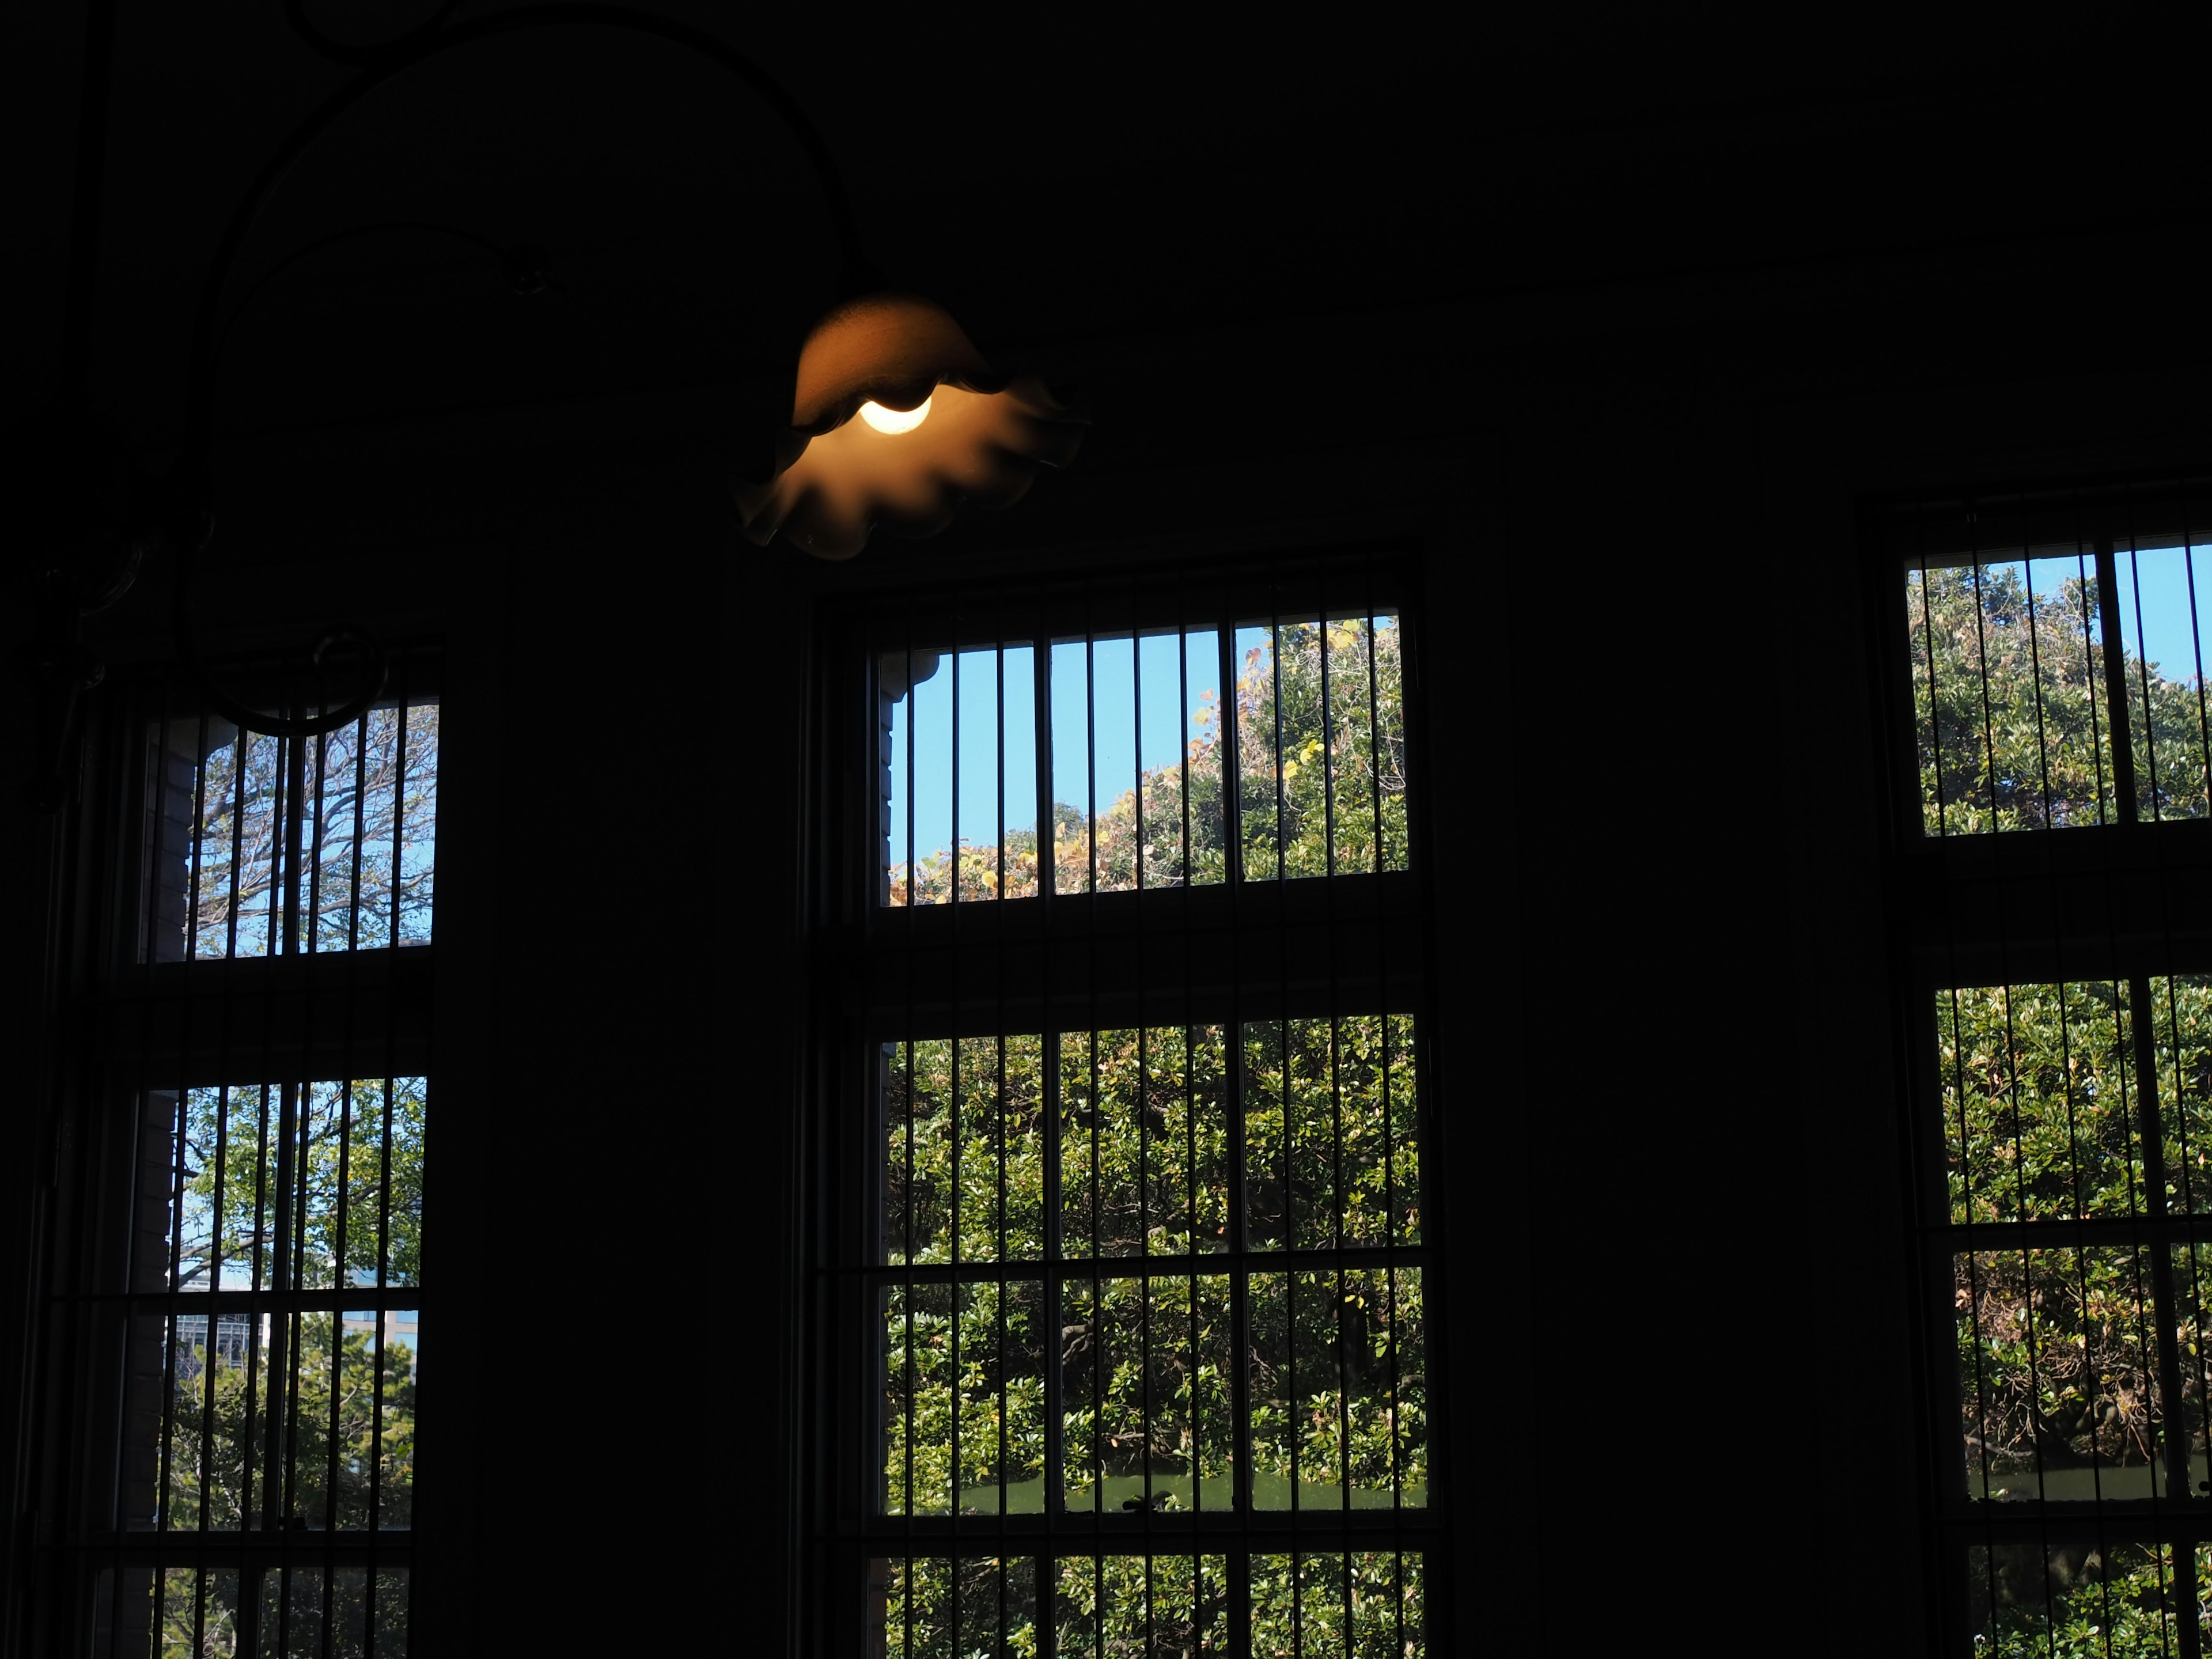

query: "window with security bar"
left=43, top=665, right=435, bottom=1658
left=1883, top=487, right=2212, bottom=1655
left=821, top=556, right=1440, bottom=1656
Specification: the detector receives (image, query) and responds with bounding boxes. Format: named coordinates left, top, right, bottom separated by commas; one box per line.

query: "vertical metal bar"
left=2134, top=974, right=2199, bottom=1499
left=347, top=712, right=368, bottom=953
left=2179, top=487, right=2212, bottom=814
left=1317, top=608, right=1335, bottom=877
left=2096, top=537, right=2141, bottom=825
left=1332, top=1024, right=1351, bottom=1515
left=368, top=1078, right=395, bottom=1532
left=306, top=724, right=328, bottom=955
left=1139, top=1026, right=1152, bottom=1522
left=1964, top=560, right=2007, bottom=834
left=1913, top=555, right=1949, bottom=839
left=1222, top=600, right=1252, bottom=1558
left=1342, top=1543, right=1355, bottom=1659
left=904, top=1041, right=915, bottom=1522
left=261, top=732, right=289, bottom=960
left=1085, top=628, right=1097, bottom=897
left=2018, top=557, right=2060, bottom=829
left=2167, top=972, right=2212, bottom=1492
left=262, top=1082, right=297, bottom=1532
left=902, top=619, right=919, bottom=1538
left=185, top=709, right=211, bottom=960
left=1271, top=611, right=1285, bottom=881
left=994, top=613, right=1010, bottom=1527
left=388, top=702, right=410, bottom=946
left=200, top=1083, right=232, bottom=1536
left=950, top=627, right=964, bottom=1563
left=325, top=1082, right=351, bottom=1533
left=1082, top=612, right=1103, bottom=1524
left=1134, top=623, right=1145, bottom=893
left=2123, top=536, right=2166, bottom=821
left=1394, top=1544, right=1406, bottom=1657
left=223, top=725, right=247, bottom=960
left=279, top=732, right=302, bottom=965
left=1041, top=605, right=1065, bottom=1529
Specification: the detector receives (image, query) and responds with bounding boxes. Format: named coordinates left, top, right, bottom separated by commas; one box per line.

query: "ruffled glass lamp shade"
left=734, top=293, right=1086, bottom=560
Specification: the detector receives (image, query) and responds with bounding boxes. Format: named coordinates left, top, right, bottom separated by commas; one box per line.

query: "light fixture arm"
left=166, top=3, right=873, bottom=740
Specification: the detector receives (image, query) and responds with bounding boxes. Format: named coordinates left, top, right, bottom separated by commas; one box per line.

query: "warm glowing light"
left=859, top=397, right=931, bottom=435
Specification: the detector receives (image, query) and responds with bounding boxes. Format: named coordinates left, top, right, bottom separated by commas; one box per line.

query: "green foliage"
left=1969, top=1543, right=2197, bottom=1657
left=165, top=1315, right=416, bottom=1533
left=157, top=1315, right=415, bottom=1654
left=149, top=1078, right=422, bottom=1654
left=1926, top=562, right=2212, bottom=1642
left=181, top=1079, right=425, bottom=1293
left=874, top=1549, right=1423, bottom=1658
left=1910, top=565, right=2212, bottom=833
left=892, top=618, right=1404, bottom=903
left=878, top=622, right=1421, bottom=1650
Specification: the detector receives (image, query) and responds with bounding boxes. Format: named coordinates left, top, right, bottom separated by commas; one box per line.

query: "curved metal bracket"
left=283, top=0, right=473, bottom=68
left=165, top=5, right=868, bottom=742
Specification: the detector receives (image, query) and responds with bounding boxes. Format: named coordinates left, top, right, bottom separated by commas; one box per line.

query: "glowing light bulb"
left=859, top=396, right=932, bottom=435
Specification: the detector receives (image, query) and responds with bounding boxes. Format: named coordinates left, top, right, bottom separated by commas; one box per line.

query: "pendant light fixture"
left=733, top=291, right=1086, bottom=560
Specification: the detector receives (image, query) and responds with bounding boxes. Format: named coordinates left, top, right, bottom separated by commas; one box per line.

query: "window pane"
left=1054, top=1555, right=1232, bottom=1657
left=161, top=1079, right=426, bottom=1295
left=874, top=1556, right=1040, bottom=1659
left=883, top=1037, right=1047, bottom=1265
left=1248, top=1553, right=1425, bottom=1659
left=1961, top=1540, right=2187, bottom=1657
left=1955, top=1244, right=2176, bottom=1502
left=1058, top=1273, right=1234, bottom=1514
left=885, top=615, right=1416, bottom=903
left=147, top=702, right=438, bottom=959
left=870, top=1554, right=1441, bottom=1658
left=1937, top=984, right=2142, bottom=1225
left=1236, top=615, right=1406, bottom=881
left=2149, top=975, right=2212, bottom=1215
left=1243, top=1016, right=1419, bottom=1252
left=250, top=1565, right=410, bottom=1658
left=157, top=1307, right=416, bottom=1533
left=880, top=1280, right=1047, bottom=1517
left=1248, top=1267, right=1425, bottom=1511
left=1046, top=633, right=1234, bottom=896
left=1058, top=1027, right=1231, bottom=1261
left=2116, top=541, right=2212, bottom=822
left=1906, top=546, right=2212, bottom=835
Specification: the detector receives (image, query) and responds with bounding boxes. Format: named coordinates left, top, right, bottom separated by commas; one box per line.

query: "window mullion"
left=2096, top=537, right=2142, bottom=825
left=2133, top=974, right=2199, bottom=1480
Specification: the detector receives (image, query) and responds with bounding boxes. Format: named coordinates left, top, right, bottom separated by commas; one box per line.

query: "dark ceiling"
left=10, top=7, right=2206, bottom=479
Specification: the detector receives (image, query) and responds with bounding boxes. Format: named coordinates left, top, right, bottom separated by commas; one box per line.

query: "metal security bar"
left=35, top=664, right=435, bottom=1658
left=824, top=553, right=1440, bottom=1657
left=1880, top=481, right=2212, bottom=1656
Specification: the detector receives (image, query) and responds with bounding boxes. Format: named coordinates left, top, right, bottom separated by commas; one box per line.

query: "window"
left=813, top=552, right=1444, bottom=1654
left=28, top=662, right=436, bottom=1657
left=1880, top=484, right=2212, bottom=1653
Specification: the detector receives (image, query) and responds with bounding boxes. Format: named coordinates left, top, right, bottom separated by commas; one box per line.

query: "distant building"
left=170, top=1273, right=418, bottom=1388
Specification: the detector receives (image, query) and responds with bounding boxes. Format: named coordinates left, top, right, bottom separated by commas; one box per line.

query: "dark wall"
left=10, top=16, right=2212, bottom=1652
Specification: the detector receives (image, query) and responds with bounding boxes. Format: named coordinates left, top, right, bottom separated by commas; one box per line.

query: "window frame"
left=17, top=653, right=441, bottom=1657
left=802, top=543, right=1455, bottom=1654
left=1874, top=477, right=2212, bottom=1654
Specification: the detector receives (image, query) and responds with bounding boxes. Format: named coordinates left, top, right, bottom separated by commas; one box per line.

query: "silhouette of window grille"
left=42, top=665, right=435, bottom=1658
left=827, top=555, right=1443, bottom=1654
left=1883, top=483, right=2212, bottom=1654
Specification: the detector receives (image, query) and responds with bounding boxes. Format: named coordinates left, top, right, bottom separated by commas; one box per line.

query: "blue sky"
left=888, top=629, right=1238, bottom=869
left=1975, top=543, right=2212, bottom=686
